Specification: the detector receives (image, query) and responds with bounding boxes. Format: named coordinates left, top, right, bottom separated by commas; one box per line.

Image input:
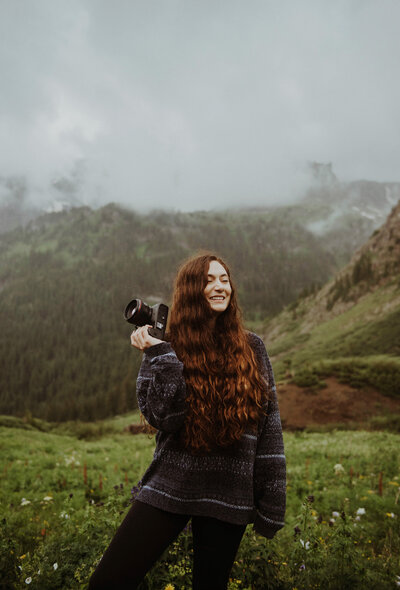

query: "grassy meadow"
left=0, top=413, right=399, bottom=589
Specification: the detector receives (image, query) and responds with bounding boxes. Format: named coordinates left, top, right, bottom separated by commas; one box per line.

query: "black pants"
left=89, top=499, right=246, bottom=590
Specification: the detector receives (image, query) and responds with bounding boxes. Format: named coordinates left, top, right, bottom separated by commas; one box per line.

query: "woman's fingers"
left=130, top=325, right=163, bottom=350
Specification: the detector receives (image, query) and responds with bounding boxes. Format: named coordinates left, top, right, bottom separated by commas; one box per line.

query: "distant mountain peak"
left=308, top=161, right=338, bottom=185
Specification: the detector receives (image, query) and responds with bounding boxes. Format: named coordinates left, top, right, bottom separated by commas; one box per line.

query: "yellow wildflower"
left=164, top=585, right=175, bottom=590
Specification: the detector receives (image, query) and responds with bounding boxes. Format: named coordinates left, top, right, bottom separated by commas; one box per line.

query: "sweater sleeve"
left=136, top=341, right=187, bottom=433
left=251, top=335, right=286, bottom=539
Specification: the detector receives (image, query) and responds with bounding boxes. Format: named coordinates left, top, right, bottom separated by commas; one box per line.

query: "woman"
left=89, top=253, right=286, bottom=589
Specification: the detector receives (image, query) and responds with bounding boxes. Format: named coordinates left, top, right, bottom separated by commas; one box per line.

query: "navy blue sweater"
left=135, top=332, right=286, bottom=539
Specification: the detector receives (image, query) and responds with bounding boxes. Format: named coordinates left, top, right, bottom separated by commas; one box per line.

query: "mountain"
left=2, top=164, right=399, bottom=266
left=275, top=163, right=400, bottom=266
left=0, top=203, right=336, bottom=422
left=1, top=169, right=399, bottom=423
left=263, top=199, right=400, bottom=398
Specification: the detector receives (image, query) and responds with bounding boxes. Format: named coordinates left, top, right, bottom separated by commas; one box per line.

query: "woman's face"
left=204, top=260, right=232, bottom=313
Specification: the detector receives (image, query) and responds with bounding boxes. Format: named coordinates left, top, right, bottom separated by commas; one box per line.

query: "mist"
left=1, top=0, right=400, bottom=212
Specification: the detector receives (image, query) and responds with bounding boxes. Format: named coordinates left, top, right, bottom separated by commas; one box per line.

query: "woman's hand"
left=130, top=325, right=164, bottom=351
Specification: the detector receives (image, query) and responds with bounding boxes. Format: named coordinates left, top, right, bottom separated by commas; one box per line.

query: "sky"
left=1, top=0, right=400, bottom=211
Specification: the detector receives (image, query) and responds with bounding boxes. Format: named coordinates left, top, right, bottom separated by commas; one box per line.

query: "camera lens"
left=124, top=299, right=152, bottom=326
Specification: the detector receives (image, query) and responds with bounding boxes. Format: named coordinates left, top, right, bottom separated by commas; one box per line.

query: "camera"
left=124, top=298, right=169, bottom=340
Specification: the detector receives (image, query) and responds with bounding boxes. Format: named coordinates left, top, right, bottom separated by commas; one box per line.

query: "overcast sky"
left=1, top=0, right=400, bottom=211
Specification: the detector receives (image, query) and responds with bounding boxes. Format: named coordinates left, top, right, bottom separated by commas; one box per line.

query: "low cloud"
left=1, top=0, right=400, bottom=211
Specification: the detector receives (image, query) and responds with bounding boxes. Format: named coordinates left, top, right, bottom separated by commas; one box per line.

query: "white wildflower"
left=329, top=518, right=335, bottom=524
left=299, top=539, right=310, bottom=550
left=25, top=578, right=32, bottom=585
left=356, top=507, right=366, bottom=516
left=20, top=498, right=31, bottom=506
left=43, top=496, right=53, bottom=502
left=53, top=562, right=58, bottom=570
left=332, top=511, right=340, bottom=518
left=59, top=511, right=70, bottom=519
left=334, top=464, right=344, bottom=475
left=355, top=515, right=361, bottom=521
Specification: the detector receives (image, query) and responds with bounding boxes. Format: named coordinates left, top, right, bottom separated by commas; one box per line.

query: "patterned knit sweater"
left=135, top=332, right=286, bottom=539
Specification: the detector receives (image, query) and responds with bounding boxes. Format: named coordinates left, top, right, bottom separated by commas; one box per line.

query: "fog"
left=1, top=0, right=400, bottom=211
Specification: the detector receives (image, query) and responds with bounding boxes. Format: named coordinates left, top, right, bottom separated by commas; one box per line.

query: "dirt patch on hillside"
left=277, top=377, right=400, bottom=430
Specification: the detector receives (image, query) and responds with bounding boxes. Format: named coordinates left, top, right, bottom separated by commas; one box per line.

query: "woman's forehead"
left=207, top=260, right=228, bottom=276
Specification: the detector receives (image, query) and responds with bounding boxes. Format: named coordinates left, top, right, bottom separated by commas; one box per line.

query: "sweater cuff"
left=144, top=342, right=174, bottom=359
left=253, top=512, right=284, bottom=539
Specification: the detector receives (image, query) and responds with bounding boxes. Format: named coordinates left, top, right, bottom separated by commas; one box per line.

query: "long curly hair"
left=166, top=253, right=270, bottom=454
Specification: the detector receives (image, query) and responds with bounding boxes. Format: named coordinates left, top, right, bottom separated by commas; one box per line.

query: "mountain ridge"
left=264, top=200, right=400, bottom=393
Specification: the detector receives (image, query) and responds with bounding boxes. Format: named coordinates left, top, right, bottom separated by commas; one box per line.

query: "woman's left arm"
left=250, top=335, right=287, bottom=539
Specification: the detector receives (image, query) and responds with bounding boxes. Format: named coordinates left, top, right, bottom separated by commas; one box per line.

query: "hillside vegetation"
left=264, top=201, right=400, bottom=398
left=0, top=204, right=336, bottom=421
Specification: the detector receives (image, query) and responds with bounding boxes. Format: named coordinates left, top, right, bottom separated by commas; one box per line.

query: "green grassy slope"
left=263, top=202, right=400, bottom=397
left=0, top=421, right=399, bottom=588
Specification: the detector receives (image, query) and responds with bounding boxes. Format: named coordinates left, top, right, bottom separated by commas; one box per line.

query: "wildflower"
left=164, top=585, right=175, bottom=590
left=332, top=511, right=340, bottom=518
left=329, top=519, right=335, bottom=526
left=20, top=554, right=26, bottom=560
left=356, top=508, right=366, bottom=516
left=299, top=539, right=310, bottom=550
left=53, top=562, right=58, bottom=570
left=386, top=512, right=396, bottom=518
left=396, top=575, right=400, bottom=587
left=43, top=496, right=53, bottom=502
left=299, top=564, right=306, bottom=571
left=25, top=578, right=32, bottom=585
left=334, top=463, right=344, bottom=475
left=20, top=498, right=31, bottom=506
left=59, top=511, right=70, bottom=519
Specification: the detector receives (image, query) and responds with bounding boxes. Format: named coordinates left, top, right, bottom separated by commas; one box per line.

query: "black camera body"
left=124, top=298, right=169, bottom=340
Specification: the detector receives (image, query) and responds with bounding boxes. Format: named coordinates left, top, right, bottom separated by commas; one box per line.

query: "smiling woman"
left=89, top=253, right=286, bottom=590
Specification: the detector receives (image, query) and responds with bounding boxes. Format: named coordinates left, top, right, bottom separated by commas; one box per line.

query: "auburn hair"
left=165, top=253, right=270, bottom=454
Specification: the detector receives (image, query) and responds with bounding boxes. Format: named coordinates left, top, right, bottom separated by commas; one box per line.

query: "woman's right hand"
left=130, top=325, right=164, bottom=351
